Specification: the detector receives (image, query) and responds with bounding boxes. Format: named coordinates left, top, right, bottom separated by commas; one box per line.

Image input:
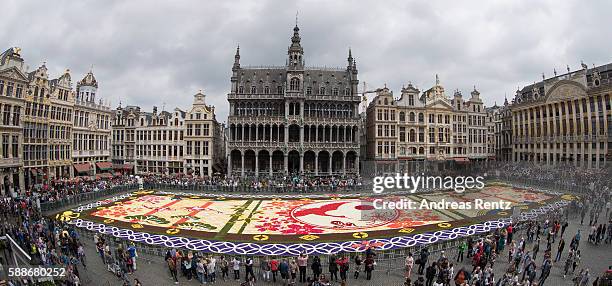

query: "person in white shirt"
left=232, top=257, right=241, bottom=280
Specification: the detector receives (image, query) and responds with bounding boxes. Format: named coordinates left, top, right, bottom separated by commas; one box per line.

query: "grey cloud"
left=1, top=0, right=610, bottom=121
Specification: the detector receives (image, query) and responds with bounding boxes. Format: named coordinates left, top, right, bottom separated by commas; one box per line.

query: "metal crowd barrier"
left=39, top=184, right=138, bottom=213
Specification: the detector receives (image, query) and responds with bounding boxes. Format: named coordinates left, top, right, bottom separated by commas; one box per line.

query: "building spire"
left=435, top=74, right=440, bottom=85
left=232, top=44, right=240, bottom=70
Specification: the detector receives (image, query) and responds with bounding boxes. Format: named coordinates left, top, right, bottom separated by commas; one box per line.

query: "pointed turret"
left=232, top=45, right=240, bottom=71
left=287, top=24, right=304, bottom=68
left=347, top=48, right=353, bottom=65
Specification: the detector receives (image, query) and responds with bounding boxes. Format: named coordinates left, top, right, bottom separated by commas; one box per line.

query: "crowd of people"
left=0, top=196, right=86, bottom=285
left=142, top=174, right=364, bottom=192
left=1, top=162, right=610, bottom=286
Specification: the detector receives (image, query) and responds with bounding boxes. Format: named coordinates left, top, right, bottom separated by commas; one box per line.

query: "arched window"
left=251, top=86, right=256, bottom=94
left=409, top=112, right=415, bottom=122
left=409, top=129, right=416, bottom=142
left=290, top=77, right=300, bottom=91
left=238, top=86, right=244, bottom=93
left=264, top=86, right=270, bottom=94
left=418, top=113, right=424, bottom=123
left=399, top=112, right=405, bottom=122
left=319, top=87, right=325, bottom=95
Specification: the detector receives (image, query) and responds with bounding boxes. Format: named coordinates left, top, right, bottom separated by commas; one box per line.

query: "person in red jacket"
left=270, top=258, right=279, bottom=282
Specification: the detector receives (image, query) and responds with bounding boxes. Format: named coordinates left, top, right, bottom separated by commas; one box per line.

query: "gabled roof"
left=78, top=71, right=98, bottom=88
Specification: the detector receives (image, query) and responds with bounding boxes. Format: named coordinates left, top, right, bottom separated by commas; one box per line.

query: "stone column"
left=255, top=152, right=259, bottom=177
left=328, top=156, right=333, bottom=175
left=300, top=126, right=304, bottom=144
left=315, top=154, right=318, bottom=176
left=284, top=125, right=288, bottom=143
left=342, top=153, right=346, bottom=175
left=227, top=154, right=232, bottom=176
left=355, top=155, right=360, bottom=175
left=269, top=155, right=273, bottom=177
left=299, top=154, right=304, bottom=174
left=284, top=154, right=288, bottom=175
left=241, top=153, right=245, bottom=177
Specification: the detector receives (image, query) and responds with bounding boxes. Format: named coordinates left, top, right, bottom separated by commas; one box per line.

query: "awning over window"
left=113, top=164, right=134, bottom=170
left=97, top=173, right=113, bottom=179
left=74, top=163, right=92, bottom=173
left=454, top=157, right=470, bottom=164
left=96, top=162, right=113, bottom=171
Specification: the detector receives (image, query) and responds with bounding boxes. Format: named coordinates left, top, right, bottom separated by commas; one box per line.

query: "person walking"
left=167, top=256, right=179, bottom=284
left=329, top=255, right=339, bottom=281
left=364, top=254, right=375, bottom=280
left=270, top=257, right=279, bottom=283
left=425, top=262, right=437, bottom=286
left=220, top=256, right=229, bottom=281
left=290, top=258, right=298, bottom=284
left=279, top=259, right=290, bottom=285
left=555, top=239, right=566, bottom=262
left=260, top=257, right=271, bottom=282
left=405, top=252, right=414, bottom=279
left=231, top=257, right=241, bottom=280
left=457, top=241, right=466, bottom=262
left=354, top=254, right=363, bottom=279
left=539, top=257, right=552, bottom=286
left=311, top=255, right=322, bottom=281
left=418, top=248, right=429, bottom=275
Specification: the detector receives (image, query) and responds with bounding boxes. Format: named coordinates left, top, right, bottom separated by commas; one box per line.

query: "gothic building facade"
left=227, top=25, right=361, bottom=177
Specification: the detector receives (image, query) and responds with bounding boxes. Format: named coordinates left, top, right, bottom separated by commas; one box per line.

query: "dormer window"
left=251, top=86, right=256, bottom=94
left=306, top=87, right=312, bottom=95
left=332, top=88, right=339, bottom=96
left=319, top=87, right=325, bottom=95
left=238, top=86, right=244, bottom=93
left=264, top=86, right=270, bottom=94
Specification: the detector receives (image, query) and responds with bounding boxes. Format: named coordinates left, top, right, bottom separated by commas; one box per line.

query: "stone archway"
left=230, top=150, right=242, bottom=175
left=244, top=150, right=256, bottom=175
left=318, top=151, right=330, bottom=174
left=303, top=151, right=316, bottom=173
left=332, top=150, right=343, bottom=173
left=288, top=150, right=300, bottom=174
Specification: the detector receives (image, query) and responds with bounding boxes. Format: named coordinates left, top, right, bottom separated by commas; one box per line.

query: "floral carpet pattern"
left=69, top=185, right=559, bottom=244
left=56, top=184, right=571, bottom=255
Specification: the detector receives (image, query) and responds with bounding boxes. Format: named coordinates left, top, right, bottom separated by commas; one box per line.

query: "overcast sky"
left=2, top=0, right=610, bottom=121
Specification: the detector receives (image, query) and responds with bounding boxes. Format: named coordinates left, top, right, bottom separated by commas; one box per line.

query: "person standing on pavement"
left=127, top=243, right=137, bottom=271
left=244, top=256, right=255, bottom=282
left=329, top=255, right=339, bottom=281
left=555, top=238, right=566, bottom=262
left=405, top=252, right=414, bottom=279
left=539, top=257, right=552, bottom=286
left=297, top=253, right=309, bottom=283
left=167, top=256, right=178, bottom=284
left=457, top=241, right=466, bottom=263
